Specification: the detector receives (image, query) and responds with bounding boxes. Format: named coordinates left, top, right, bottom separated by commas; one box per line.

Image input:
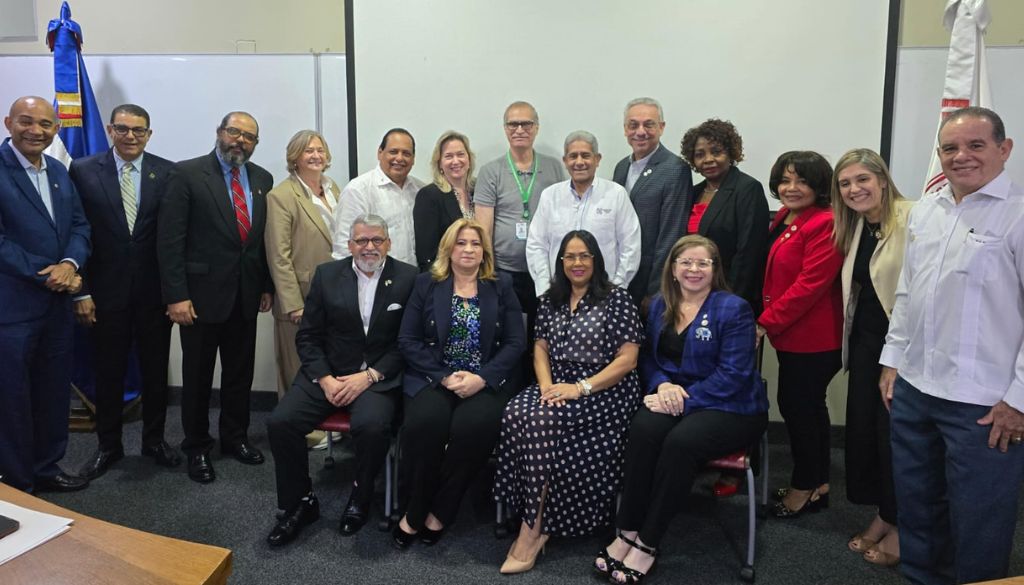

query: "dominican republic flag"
left=47, top=2, right=141, bottom=405
left=922, top=0, right=994, bottom=196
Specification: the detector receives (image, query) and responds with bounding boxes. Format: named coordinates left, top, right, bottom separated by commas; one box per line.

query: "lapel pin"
left=695, top=326, right=712, bottom=341
left=385, top=279, right=392, bottom=287
left=642, top=169, right=652, bottom=177
left=148, top=172, right=156, bottom=179
left=53, top=183, right=59, bottom=189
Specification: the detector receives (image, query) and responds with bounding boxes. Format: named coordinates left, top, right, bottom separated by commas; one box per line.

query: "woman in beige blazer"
left=265, top=130, right=340, bottom=398
left=832, top=148, right=914, bottom=568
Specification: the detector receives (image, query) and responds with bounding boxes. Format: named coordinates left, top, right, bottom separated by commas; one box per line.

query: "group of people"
left=1, top=92, right=1022, bottom=585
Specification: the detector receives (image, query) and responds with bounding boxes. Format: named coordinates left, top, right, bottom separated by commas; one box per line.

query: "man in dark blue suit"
left=70, top=104, right=179, bottom=480
left=0, top=96, right=91, bottom=493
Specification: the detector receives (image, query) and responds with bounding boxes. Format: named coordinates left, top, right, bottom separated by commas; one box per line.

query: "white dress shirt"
left=353, top=258, right=385, bottom=335
left=11, top=145, right=78, bottom=270
left=880, top=171, right=1024, bottom=411
left=525, top=177, right=642, bottom=297
left=293, top=172, right=339, bottom=234
left=625, top=146, right=657, bottom=193
left=332, top=165, right=423, bottom=265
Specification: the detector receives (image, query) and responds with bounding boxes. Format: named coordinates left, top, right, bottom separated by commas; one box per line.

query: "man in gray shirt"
left=475, top=101, right=567, bottom=327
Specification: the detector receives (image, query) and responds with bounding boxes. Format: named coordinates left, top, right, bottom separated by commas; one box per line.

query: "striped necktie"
left=121, top=162, right=137, bottom=232
left=230, top=167, right=251, bottom=243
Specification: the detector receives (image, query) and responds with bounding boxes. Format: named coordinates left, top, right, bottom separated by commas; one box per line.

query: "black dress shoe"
left=142, top=441, right=182, bottom=468
left=391, top=523, right=417, bottom=550
left=222, top=441, right=264, bottom=465
left=78, top=447, right=124, bottom=480
left=35, top=472, right=89, bottom=493
left=339, top=496, right=368, bottom=536
left=187, top=453, right=216, bottom=483
left=419, top=526, right=444, bottom=546
left=267, top=494, right=320, bottom=547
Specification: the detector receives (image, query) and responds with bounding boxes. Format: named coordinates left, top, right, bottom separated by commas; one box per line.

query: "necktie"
left=230, top=167, right=251, bottom=243
left=121, top=162, right=137, bottom=232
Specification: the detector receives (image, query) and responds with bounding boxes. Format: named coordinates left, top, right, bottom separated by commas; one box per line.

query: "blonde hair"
left=429, top=130, right=476, bottom=193
left=430, top=218, right=496, bottom=281
left=660, top=235, right=729, bottom=330
left=831, top=148, right=905, bottom=253
left=285, top=130, right=332, bottom=172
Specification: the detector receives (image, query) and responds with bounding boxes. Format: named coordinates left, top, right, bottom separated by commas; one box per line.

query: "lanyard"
left=506, top=151, right=537, bottom=219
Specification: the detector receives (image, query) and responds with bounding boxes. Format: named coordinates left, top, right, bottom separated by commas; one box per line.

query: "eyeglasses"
left=505, top=120, right=536, bottom=131
left=626, top=121, right=660, bottom=132
left=561, top=252, right=594, bottom=264
left=351, top=237, right=388, bottom=247
left=110, top=124, right=149, bottom=138
left=222, top=126, right=259, bottom=143
left=675, top=258, right=714, bottom=269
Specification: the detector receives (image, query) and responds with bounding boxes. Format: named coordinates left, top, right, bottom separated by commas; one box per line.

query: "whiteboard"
left=0, top=53, right=348, bottom=393
left=352, top=0, right=890, bottom=203
left=890, top=46, right=1024, bottom=197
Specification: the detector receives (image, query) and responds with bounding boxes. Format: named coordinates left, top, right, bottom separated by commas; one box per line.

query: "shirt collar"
left=938, top=170, right=1012, bottom=205
left=632, top=143, right=660, bottom=165
left=373, top=164, right=406, bottom=189
left=10, top=144, right=46, bottom=172
left=112, top=149, right=144, bottom=171
left=570, top=181, right=594, bottom=200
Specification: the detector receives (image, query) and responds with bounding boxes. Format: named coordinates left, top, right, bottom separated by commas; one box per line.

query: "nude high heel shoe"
left=499, top=534, right=549, bottom=574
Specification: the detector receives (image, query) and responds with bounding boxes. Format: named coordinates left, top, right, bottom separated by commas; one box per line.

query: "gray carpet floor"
left=35, top=406, right=1024, bottom=585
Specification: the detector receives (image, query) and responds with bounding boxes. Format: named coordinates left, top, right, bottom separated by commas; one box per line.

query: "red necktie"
left=230, top=167, right=251, bottom=243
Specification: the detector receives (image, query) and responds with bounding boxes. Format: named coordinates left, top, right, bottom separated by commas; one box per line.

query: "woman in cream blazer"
left=265, top=130, right=340, bottom=397
left=832, top=148, right=914, bottom=568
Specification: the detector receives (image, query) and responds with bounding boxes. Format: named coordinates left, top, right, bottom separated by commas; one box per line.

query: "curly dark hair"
left=768, top=150, right=833, bottom=208
left=680, top=118, right=745, bottom=171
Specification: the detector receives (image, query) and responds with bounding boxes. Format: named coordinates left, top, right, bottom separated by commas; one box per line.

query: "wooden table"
left=0, top=484, right=231, bottom=584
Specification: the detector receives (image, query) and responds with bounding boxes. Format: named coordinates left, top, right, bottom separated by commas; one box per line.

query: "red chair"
left=315, top=410, right=397, bottom=531
left=704, top=435, right=769, bottom=583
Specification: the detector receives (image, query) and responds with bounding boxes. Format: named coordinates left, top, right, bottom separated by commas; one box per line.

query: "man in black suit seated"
left=157, top=111, right=274, bottom=483
left=266, top=214, right=417, bottom=546
left=70, top=104, right=180, bottom=480
left=612, top=97, right=692, bottom=307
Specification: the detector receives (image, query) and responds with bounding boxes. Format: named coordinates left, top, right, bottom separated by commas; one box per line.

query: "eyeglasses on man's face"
left=222, top=126, right=259, bottom=143
left=505, top=120, right=536, bottom=131
left=110, top=124, right=149, bottom=138
left=350, top=237, right=388, bottom=247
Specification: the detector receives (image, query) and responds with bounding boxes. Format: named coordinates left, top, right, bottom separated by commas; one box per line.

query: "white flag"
left=922, top=0, right=993, bottom=196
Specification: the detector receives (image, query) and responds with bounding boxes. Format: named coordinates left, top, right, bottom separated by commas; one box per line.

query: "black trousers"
left=776, top=349, right=841, bottom=490
left=92, top=303, right=172, bottom=451
left=616, top=407, right=767, bottom=548
left=178, top=295, right=257, bottom=455
left=400, top=384, right=508, bottom=531
left=266, top=376, right=397, bottom=511
left=845, top=329, right=897, bottom=524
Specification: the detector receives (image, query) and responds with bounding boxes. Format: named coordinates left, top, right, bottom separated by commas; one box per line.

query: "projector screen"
left=352, top=0, right=892, bottom=203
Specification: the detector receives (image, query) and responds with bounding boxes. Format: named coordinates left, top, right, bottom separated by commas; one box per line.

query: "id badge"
left=515, top=221, right=529, bottom=240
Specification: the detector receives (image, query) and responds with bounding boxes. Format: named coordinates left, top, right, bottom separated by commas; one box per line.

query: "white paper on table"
left=0, top=500, right=74, bottom=566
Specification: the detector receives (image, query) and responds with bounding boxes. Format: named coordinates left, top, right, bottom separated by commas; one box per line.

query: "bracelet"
left=578, top=378, right=593, bottom=397
left=365, top=369, right=379, bottom=384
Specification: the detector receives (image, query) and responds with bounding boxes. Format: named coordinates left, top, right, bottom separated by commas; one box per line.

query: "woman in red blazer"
left=758, top=151, right=843, bottom=518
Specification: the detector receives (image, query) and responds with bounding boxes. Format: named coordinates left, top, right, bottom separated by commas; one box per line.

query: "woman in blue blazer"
left=597, top=235, right=768, bottom=585
left=393, top=218, right=526, bottom=548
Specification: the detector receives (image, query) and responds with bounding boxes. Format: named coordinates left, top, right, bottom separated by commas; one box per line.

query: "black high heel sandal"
left=593, top=532, right=634, bottom=576
left=772, top=489, right=826, bottom=519
left=610, top=537, right=657, bottom=584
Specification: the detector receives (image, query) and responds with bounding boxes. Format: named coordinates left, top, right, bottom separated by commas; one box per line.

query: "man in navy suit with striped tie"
left=70, top=104, right=179, bottom=480
left=158, top=112, right=274, bottom=483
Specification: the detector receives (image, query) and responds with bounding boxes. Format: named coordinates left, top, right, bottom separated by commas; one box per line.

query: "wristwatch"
left=579, top=378, right=593, bottom=396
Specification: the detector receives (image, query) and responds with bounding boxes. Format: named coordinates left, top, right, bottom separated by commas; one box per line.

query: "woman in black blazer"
left=413, top=131, right=477, bottom=271
left=680, top=119, right=769, bottom=315
left=393, top=218, right=526, bottom=548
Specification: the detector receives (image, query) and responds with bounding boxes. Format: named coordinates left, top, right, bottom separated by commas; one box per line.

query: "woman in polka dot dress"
left=495, top=230, right=644, bottom=574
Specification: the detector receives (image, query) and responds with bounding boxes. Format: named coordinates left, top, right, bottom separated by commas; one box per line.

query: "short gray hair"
left=624, top=97, right=663, bottom=122
left=350, top=214, right=389, bottom=238
left=563, top=130, right=599, bottom=155
left=503, top=101, right=539, bottom=124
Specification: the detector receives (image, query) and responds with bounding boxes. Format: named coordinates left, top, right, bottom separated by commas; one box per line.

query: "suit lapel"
left=367, top=260, right=395, bottom=333
left=290, top=177, right=332, bottom=245
left=203, top=153, right=239, bottom=242
left=434, top=276, right=454, bottom=344
left=628, top=144, right=666, bottom=197
left=137, top=156, right=165, bottom=234
left=698, top=165, right=738, bottom=232
left=340, top=260, right=363, bottom=337
left=246, top=162, right=267, bottom=248
left=99, top=151, right=131, bottom=236
left=478, top=279, right=496, bottom=358
left=2, top=143, right=55, bottom=227
left=612, top=157, right=628, bottom=186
